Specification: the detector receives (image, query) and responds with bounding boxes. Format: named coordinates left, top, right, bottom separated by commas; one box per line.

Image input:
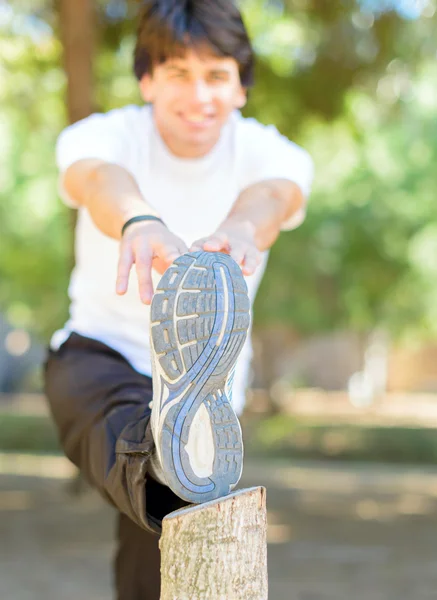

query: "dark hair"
left=133, top=0, right=255, bottom=87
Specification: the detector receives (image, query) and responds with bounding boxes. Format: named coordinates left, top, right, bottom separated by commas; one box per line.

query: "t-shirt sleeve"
left=238, top=118, right=315, bottom=230
left=56, top=109, right=135, bottom=208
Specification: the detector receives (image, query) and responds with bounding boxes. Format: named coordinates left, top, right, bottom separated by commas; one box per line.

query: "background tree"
left=1, top=0, right=436, bottom=345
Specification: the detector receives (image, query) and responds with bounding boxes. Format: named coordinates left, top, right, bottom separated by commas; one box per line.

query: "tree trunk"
left=58, top=0, right=95, bottom=264
left=160, top=487, right=268, bottom=600
left=59, top=0, right=95, bottom=124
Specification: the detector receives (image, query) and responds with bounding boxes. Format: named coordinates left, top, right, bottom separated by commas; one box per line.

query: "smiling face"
left=139, top=47, right=247, bottom=158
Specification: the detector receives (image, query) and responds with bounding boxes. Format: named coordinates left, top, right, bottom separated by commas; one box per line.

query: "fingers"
left=178, top=241, right=190, bottom=255
left=203, top=232, right=228, bottom=252
left=191, top=232, right=228, bottom=253
left=116, top=244, right=134, bottom=295
left=228, top=243, right=246, bottom=269
left=241, top=249, right=262, bottom=276
left=117, top=242, right=156, bottom=303
left=155, top=240, right=188, bottom=265
left=120, top=224, right=261, bottom=307
left=189, top=238, right=207, bottom=252
left=118, top=226, right=190, bottom=304
left=138, top=240, right=188, bottom=302
left=190, top=233, right=261, bottom=275
left=228, top=243, right=262, bottom=276
left=135, top=252, right=154, bottom=305
left=172, top=240, right=189, bottom=260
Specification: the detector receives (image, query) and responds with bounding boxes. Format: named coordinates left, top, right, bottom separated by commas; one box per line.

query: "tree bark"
left=58, top=0, right=95, bottom=261
left=59, top=0, right=95, bottom=124
left=160, top=487, right=268, bottom=600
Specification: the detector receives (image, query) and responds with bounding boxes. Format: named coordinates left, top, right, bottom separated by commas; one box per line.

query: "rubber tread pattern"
left=150, top=251, right=250, bottom=503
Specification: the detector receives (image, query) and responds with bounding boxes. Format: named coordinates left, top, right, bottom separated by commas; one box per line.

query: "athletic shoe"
left=149, top=251, right=250, bottom=504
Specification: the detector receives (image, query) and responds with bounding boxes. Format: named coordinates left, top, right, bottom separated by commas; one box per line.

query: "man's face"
left=139, top=47, right=247, bottom=158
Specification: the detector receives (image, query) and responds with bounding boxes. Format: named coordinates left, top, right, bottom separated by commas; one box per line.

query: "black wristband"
left=121, top=215, right=166, bottom=237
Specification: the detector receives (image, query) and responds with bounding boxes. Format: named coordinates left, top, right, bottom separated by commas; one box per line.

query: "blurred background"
left=1, top=0, right=437, bottom=598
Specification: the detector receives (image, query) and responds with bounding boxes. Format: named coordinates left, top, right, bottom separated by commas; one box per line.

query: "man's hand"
left=190, top=220, right=263, bottom=276
left=116, top=221, right=188, bottom=304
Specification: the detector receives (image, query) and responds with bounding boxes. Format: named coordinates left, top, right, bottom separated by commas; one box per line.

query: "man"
left=44, top=0, right=314, bottom=598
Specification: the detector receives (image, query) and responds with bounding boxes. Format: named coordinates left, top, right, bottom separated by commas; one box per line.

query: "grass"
left=245, top=414, right=437, bottom=465
left=3, top=411, right=437, bottom=466
left=0, top=413, right=60, bottom=453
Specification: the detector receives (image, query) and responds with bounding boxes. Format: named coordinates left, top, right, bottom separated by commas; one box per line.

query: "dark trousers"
left=115, top=513, right=161, bottom=600
left=44, top=332, right=189, bottom=600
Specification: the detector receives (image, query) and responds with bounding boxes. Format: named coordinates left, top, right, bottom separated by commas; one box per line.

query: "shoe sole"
left=150, top=251, right=250, bottom=504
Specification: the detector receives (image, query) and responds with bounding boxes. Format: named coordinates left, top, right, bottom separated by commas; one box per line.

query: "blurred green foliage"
left=247, top=413, right=437, bottom=464
left=0, top=413, right=60, bottom=453
left=1, top=0, right=436, bottom=342
left=3, top=409, right=437, bottom=466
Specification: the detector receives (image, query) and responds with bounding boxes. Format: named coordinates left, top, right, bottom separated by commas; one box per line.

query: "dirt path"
left=2, top=455, right=437, bottom=599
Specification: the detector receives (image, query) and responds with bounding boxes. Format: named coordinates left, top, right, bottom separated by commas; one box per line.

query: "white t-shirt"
left=51, top=104, right=313, bottom=414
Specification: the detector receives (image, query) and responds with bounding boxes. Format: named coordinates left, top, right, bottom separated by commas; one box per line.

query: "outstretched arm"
left=63, top=159, right=188, bottom=303
left=190, top=179, right=305, bottom=275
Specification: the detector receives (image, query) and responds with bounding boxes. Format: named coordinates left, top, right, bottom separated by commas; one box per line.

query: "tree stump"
left=160, top=486, right=268, bottom=600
